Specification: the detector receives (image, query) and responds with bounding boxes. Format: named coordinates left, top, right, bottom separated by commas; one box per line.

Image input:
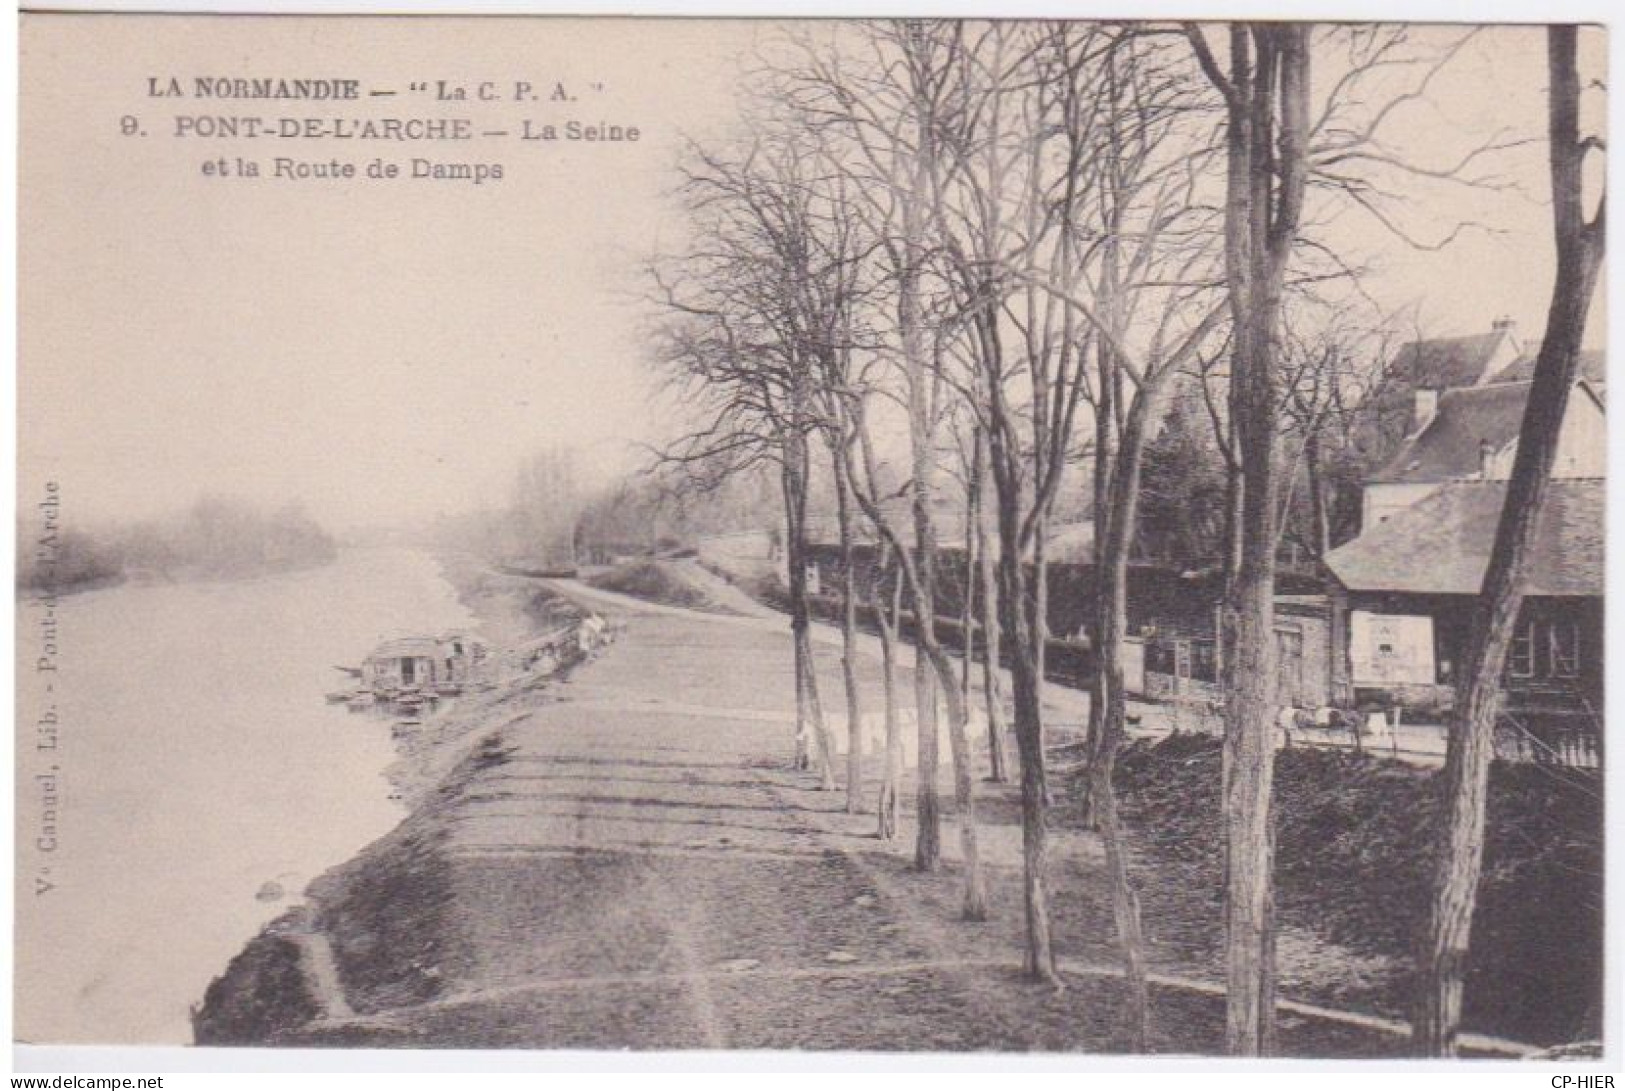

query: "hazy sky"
left=19, top=17, right=1606, bottom=532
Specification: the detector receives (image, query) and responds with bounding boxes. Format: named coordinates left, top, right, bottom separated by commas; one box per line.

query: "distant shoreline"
left=16, top=552, right=347, bottom=602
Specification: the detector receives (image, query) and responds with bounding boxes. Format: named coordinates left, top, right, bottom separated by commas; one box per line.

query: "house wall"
left=1552, top=395, right=1607, bottom=478
left=1343, top=591, right=1603, bottom=719
left=1480, top=391, right=1605, bottom=480
left=1479, top=329, right=1524, bottom=382
left=1273, top=604, right=1334, bottom=708
left=365, top=654, right=437, bottom=690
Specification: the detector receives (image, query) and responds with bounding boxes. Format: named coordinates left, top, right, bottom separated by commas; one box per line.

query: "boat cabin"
left=363, top=632, right=488, bottom=692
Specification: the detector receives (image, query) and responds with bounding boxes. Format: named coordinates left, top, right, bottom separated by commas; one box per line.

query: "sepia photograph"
left=12, top=6, right=1611, bottom=1068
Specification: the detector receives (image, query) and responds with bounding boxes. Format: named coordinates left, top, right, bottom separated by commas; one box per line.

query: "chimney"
left=1479, top=438, right=1496, bottom=478
left=1413, top=388, right=1439, bottom=431
left=1492, top=316, right=1516, bottom=336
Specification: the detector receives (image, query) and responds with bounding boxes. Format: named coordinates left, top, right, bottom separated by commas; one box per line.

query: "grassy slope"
left=1101, top=734, right=1601, bottom=1046
left=585, top=560, right=732, bottom=614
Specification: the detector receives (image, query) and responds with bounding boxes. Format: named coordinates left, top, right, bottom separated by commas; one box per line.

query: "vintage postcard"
left=13, top=9, right=1609, bottom=1065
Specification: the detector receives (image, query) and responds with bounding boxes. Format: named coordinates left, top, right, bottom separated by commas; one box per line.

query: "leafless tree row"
left=647, top=19, right=1602, bottom=1057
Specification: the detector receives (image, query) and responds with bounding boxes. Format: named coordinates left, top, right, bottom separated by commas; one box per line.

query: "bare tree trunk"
left=1032, top=513, right=1052, bottom=808
left=833, top=449, right=865, bottom=813
left=1008, top=560, right=1059, bottom=983
left=989, top=467, right=1059, bottom=982
left=1221, top=458, right=1244, bottom=595
left=1085, top=334, right=1120, bottom=830
left=1412, top=26, right=1604, bottom=1056
left=962, top=466, right=978, bottom=706
left=913, top=623, right=942, bottom=869
left=1190, top=22, right=1312, bottom=1056
left=1304, top=430, right=1331, bottom=561
left=894, top=231, right=948, bottom=870
left=976, top=429, right=1010, bottom=783
left=783, top=460, right=812, bottom=771
left=1089, top=336, right=1119, bottom=760
left=896, top=267, right=986, bottom=917
left=1221, top=529, right=1280, bottom=1055
left=786, top=430, right=836, bottom=789
left=1087, top=373, right=1166, bottom=1051
left=905, top=522, right=990, bottom=916
left=848, top=396, right=980, bottom=905
left=927, top=625, right=990, bottom=919
left=796, top=623, right=833, bottom=784
left=1091, top=747, right=1148, bottom=1045
left=875, top=558, right=904, bottom=841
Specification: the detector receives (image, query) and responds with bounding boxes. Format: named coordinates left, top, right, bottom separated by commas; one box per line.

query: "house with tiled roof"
left=1359, top=319, right=1526, bottom=489
left=1363, top=377, right=1606, bottom=525
left=1322, top=322, right=1606, bottom=762
left=1388, top=317, right=1525, bottom=389
left=1326, top=476, right=1603, bottom=759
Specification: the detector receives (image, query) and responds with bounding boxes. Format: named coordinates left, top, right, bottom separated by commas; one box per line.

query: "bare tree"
left=1186, top=21, right=1312, bottom=1057
left=955, top=21, right=1230, bottom=1028
left=848, top=380, right=989, bottom=917
left=510, top=445, right=585, bottom=566
left=916, top=20, right=1098, bottom=977
left=1065, top=32, right=1227, bottom=1048
left=1274, top=317, right=1401, bottom=571
left=1183, top=23, right=1555, bottom=1053
left=651, top=136, right=850, bottom=788
left=799, top=153, right=877, bottom=816
left=788, top=20, right=994, bottom=917
left=972, top=425, right=1011, bottom=784
left=870, top=537, right=908, bottom=840
left=1412, top=24, right=1605, bottom=1057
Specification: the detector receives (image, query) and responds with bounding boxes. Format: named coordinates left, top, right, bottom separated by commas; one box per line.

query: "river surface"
left=15, top=548, right=476, bottom=1045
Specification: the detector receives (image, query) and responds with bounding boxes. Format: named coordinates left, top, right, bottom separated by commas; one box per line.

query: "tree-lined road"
left=288, top=575, right=1504, bottom=1055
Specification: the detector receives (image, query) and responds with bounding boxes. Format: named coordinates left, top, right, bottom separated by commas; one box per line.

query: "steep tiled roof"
left=1389, top=330, right=1508, bottom=389
left=1371, top=381, right=1532, bottom=484
left=1327, top=478, right=1603, bottom=597
left=1497, top=348, right=1608, bottom=384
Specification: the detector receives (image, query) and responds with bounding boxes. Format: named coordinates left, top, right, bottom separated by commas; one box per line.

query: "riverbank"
left=193, top=558, right=579, bottom=1044
left=192, top=558, right=1547, bottom=1056
left=16, top=548, right=468, bottom=1045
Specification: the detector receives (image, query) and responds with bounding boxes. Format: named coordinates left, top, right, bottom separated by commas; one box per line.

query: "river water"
left=14, top=548, right=476, bottom=1045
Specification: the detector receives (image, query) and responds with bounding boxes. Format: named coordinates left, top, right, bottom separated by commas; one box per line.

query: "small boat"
left=332, top=665, right=363, bottom=679
left=347, top=693, right=375, bottom=711
left=325, top=691, right=355, bottom=704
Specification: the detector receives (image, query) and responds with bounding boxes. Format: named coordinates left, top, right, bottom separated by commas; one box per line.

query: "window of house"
left=1190, top=640, right=1218, bottom=684
left=1508, top=619, right=1536, bottom=678
left=1548, top=620, right=1581, bottom=678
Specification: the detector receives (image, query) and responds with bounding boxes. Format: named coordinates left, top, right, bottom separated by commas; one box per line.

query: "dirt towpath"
left=278, top=573, right=1509, bottom=1055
